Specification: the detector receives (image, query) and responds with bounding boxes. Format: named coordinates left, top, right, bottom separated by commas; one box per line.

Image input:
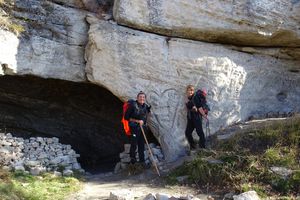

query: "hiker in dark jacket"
left=185, top=85, right=207, bottom=149
left=124, top=91, right=151, bottom=164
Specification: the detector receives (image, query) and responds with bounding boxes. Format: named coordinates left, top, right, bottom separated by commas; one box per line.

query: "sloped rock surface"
left=113, top=0, right=300, bottom=47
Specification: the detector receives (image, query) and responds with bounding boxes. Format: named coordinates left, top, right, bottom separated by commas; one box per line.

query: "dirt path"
left=67, top=168, right=210, bottom=200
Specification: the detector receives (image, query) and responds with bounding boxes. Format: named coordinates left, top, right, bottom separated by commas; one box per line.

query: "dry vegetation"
left=0, top=0, right=24, bottom=35
left=168, top=116, right=300, bottom=199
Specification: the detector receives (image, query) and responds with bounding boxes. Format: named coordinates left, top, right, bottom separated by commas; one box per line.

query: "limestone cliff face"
left=0, top=0, right=89, bottom=80
left=85, top=16, right=300, bottom=161
left=0, top=0, right=113, bottom=81
left=113, top=0, right=300, bottom=47
left=0, top=0, right=300, bottom=162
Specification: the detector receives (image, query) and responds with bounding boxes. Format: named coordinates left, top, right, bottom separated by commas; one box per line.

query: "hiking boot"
left=130, top=158, right=136, bottom=164
left=190, top=143, right=196, bottom=150
left=142, top=162, right=151, bottom=169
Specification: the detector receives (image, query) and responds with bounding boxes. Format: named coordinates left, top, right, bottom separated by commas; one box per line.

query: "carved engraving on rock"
left=205, top=58, right=246, bottom=101
left=148, top=88, right=180, bottom=132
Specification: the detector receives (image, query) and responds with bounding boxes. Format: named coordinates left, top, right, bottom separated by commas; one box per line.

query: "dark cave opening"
left=0, top=75, right=130, bottom=173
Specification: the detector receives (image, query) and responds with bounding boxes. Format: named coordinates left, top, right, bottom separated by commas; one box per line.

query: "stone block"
left=63, top=169, right=73, bottom=176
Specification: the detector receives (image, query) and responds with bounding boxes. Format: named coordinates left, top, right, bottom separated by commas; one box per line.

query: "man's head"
left=186, top=85, right=195, bottom=97
left=137, top=91, right=146, bottom=105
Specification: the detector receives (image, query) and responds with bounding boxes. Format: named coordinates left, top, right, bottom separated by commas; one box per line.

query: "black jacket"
left=186, top=94, right=204, bottom=109
left=186, top=95, right=204, bottom=119
left=124, top=101, right=150, bottom=126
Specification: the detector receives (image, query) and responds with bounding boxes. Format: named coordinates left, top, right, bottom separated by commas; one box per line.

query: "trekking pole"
left=208, top=120, right=211, bottom=138
left=139, top=124, right=160, bottom=176
left=206, top=119, right=210, bottom=138
left=205, top=119, right=208, bottom=138
left=205, top=118, right=211, bottom=148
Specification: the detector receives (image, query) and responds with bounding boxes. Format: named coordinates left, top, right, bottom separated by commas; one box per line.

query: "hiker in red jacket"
left=124, top=91, right=151, bottom=164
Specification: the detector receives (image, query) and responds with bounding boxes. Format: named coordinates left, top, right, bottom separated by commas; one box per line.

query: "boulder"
left=2, top=166, right=12, bottom=171
left=109, top=190, right=133, bottom=200
left=124, top=144, right=131, bottom=154
left=120, top=163, right=128, bottom=170
left=114, top=162, right=121, bottom=174
left=85, top=16, right=300, bottom=161
left=155, top=193, right=170, bottom=200
left=30, top=166, right=46, bottom=176
left=25, top=160, right=40, bottom=167
left=63, top=169, right=74, bottom=176
left=113, top=0, right=300, bottom=47
left=53, top=171, right=62, bottom=177
left=143, top=193, right=156, bottom=200
left=270, top=166, right=293, bottom=178
left=233, top=191, right=260, bottom=200
left=72, top=163, right=82, bottom=170
left=121, top=157, right=131, bottom=163
left=14, top=165, right=25, bottom=172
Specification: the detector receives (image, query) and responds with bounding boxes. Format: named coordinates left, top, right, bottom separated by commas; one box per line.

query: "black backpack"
left=193, top=89, right=210, bottom=114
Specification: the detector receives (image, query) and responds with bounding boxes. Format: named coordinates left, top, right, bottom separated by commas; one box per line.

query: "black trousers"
left=185, top=113, right=206, bottom=148
left=129, top=125, right=145, bottom=163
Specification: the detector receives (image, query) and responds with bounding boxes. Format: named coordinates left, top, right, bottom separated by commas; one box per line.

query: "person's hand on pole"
left=198, top=107, right=208, bottom=121
left=192, top=106, right=197, bottom=112
left=138, top=120, right=144, bottom=126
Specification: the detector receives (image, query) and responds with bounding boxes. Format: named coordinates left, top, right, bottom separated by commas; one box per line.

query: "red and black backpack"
left=121, top=99, right=135, bottom=136
left=193, top=89, right=210, bottom=114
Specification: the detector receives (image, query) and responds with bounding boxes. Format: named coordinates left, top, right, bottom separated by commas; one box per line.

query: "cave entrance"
left=0, top=75, right=161, bottom=173
left=0, top=75, right=129, bottom=173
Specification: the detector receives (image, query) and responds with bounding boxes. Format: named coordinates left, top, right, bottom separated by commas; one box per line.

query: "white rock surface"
left=270, top=166, right=293, bottom=177
left=53, top=171, right=62, bottom=177
left=0, top=30, right=19, bottom=75
left=14, top=165, right=25, bottom=172
left=155, top=193, right=170, bottom=200
left=30, top=166, right=46, bottom=176
left=113, top=0, right=300, bottom=47
left=109, top=190, right=133, bottom=200
left=233, top=191, right=260, bottom=200
left=63, top=169, right=74, bottom=176
left=85, top=17, right=300, bottom=161
left=0, top=1, right=88, bottom=81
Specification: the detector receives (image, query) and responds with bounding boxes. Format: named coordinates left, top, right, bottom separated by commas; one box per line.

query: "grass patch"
left=0, top=16, right=25, bottom=35
left=0, top=168, right=82, bottom=200
left=0, top=0, right=25, bottom=35
left=167, top=116, right=300, bottom=197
